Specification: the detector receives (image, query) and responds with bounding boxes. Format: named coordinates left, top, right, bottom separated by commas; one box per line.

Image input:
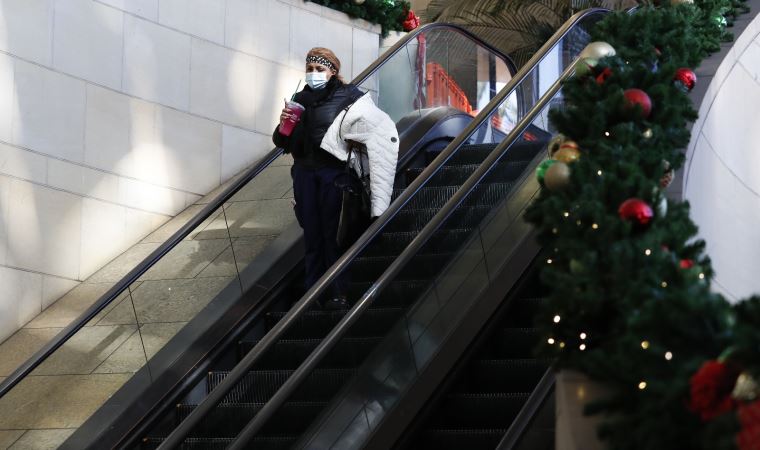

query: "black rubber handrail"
left=225, top=34, right=586, bottom=449
left=497, top=367, right=556, bottom=450
left=158, top=8, right=608, bottom=450
left=0, top=22, right=512, bottom=401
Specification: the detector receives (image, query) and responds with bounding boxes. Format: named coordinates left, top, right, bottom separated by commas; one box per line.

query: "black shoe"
left=323, top=297, right=350, bottom=311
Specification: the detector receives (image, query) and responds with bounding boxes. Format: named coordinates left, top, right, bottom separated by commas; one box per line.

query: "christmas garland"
left=524, top=0, right=759, bottom=449
left=304, top=0, right=418, bottom=37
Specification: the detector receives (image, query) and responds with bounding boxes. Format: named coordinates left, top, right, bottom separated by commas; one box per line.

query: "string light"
left=563, top=211, right=570, bottom=218
left=661, top=281, right=668, bottom=288
left=552, top=227, right=558, bottom=234
left=592, top=223, right=599, bottom=229
left=604, top=131, right=610, bottom=137
left=548, top=338, right=555, bottom=344
left=580, top=332, right=587, bottom=340
left=641, top=340, right=650, bottom=350
left=559, top=342, right=566, bottom=348
left=597, top=170, right=603, bottom=176
left=665, top=351, right=673, bottom=361
left=580, top=343, right=587, bottom=351
left=645, top=249, right=652, bottom=256
left=638, top=381, right=647, bottom=390
left=699, top=273, right=705, bottom=279
left=576, top=220, right=582, bottom=226
left=547, top=259, right=553, bottom=264
left=553, top=315, right=561, bottom=323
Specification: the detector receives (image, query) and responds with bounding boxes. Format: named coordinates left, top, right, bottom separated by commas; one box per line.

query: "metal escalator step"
left=363, top=228, right=473, bottom=257
left=453, top=359, right=550, bottom=394
left=175, top=402, right=327, bottom=438
left=405, top=161, right=530, bottom=187
left=384, top=205, right=492, bottom=234
left=350, top=253, right=452, bottom=282
left=346, top=279, right=432, bottom=308
left=504, top=297, right=548, bottom=326
left=475, top=327, right=541, bottom=359
left=238, top=336, right=382, bottom=370
left=393, top=182, right=515, bottom=211
left=414, top=428, right=508, bottom=450
left=207, top=368, right=356, bottom=403
left=264, top=307, right=405, bottom=339
left=140, top=437, right=293, bottom=450
left=427, top=393, right=530, bottom=429
left=447, top=144, right=499, bottom=165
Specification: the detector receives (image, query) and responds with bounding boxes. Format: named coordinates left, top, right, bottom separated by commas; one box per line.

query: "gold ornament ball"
left=554, top=146, right=581, bottom=164
left=575, top=58, right=598, bottom=77
left=671, top=0, right=694, bottom=4
left=544, top=161, right=572, bottom=191
left=354, top=0, right=365, bottom=4
left=579, top=41, right=616, bottom=60
left=548, top=134, right=566, bottom=157
left=732, top=372, right=760, bottom=401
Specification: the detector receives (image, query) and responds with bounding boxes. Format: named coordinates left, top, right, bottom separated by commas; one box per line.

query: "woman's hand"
left=280, top=105, right=295, bottom=125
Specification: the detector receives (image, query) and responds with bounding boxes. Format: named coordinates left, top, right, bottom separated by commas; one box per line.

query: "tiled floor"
left=0, top=154, right=295, bottom=449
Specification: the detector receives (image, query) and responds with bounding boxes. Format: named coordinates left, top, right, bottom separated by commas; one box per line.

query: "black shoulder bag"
left=334, top=101, right=372, bottom=250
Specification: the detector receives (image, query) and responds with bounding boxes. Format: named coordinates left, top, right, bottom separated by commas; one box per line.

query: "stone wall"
left=0, top=0, right=380, bottom=343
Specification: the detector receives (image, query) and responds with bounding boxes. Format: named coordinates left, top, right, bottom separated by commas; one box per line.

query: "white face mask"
left=305, top=72, right=329, bottom=90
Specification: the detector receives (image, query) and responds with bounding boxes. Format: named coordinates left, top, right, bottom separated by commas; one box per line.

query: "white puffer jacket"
left=321, top=93, right=399, bottom=217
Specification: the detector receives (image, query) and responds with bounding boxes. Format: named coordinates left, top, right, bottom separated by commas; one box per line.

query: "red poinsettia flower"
left=402, top=10, right=420, bottom=32
left=737, top=400, right=760, bottom=450
left=688, top=360, right=741, bottom=421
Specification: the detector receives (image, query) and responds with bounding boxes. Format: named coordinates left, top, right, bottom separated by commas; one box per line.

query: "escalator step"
left=427, top=393, right=530, bottom=429
left=176, top=402, right=327, bottom=437
left=405, top=161, right=530, bottom=187
left=384, top=205, right=492, bottom=233
left=446, top=144, right=499, bottom=165
left=363, top=228, right=473, bottom=257
left=238, top=336, right=382, bottom=370
left=475, top=327, right=541, bottom=359
left=345, top=279, right=430, bottom=308
left=505, top=297, right=548, bottom=326
left=393, top=182, right=515, bottom=211
left=453, top=359, right=550, bottom=393
left=140, top=437, right=294, bottom=450
left=350, top=253, right=452, bottom=282
left=264, top=308, right=405, bottom=339
left=208, top=368, right=356, bottom=403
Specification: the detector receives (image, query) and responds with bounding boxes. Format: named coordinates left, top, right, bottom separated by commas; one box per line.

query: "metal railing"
left=0, top=22, right=512, bottom=402
left=157, top=9, right=607, bottom=449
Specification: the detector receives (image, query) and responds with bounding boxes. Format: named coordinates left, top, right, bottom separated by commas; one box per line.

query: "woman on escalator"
left=273, top=47, right=399, bottom=311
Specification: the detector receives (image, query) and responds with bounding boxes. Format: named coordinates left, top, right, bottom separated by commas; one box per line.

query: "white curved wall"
left=684, top=13, right=760, bottom=302
left=0, top=0, right=380, bottom=342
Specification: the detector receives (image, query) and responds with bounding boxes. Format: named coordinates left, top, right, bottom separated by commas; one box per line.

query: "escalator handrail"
left=0, top=22, right=512, bottom=402
left=223, top=15, right=606, bottom=450
left=497, top=367, right=556, bottom=450
left=158, top=8, right=607, bottom=450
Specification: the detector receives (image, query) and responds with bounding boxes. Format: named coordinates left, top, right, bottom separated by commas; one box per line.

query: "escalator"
left=136, top=9, right=607, bottom=450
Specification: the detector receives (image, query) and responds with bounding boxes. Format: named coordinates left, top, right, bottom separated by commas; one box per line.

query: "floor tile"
left=33, top=325, right=137, bottom=375
left=137, top=239, right=231, bottom=281
left=0, top=373, right=131, bottom=429
left=0, top=430, right=24, bottom=449
left=0, top=328, right=60, bottom=377
left=140, top=322, right=188, bottom=359
left=270, top=153, right=293, bottom=167
left=130, top=277, right=234, bottom=323
left=92, top=329, right=145, bottom=374
left=24, top=283, right=123, bottom=329
left=93, top=294, right=138, bottom=326
left=8, top=429, right=75, bottom=450
left=86, top=243, right=161, bottom=283
left=140, top=204, right=205, bottom=243
left=197, top=199, right=295, bottom=239
left=197, top=236, right=277, bottom=277
left=228, top=165, right=293, bottom=202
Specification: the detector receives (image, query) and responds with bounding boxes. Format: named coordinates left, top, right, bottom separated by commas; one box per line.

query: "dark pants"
left=292, top=164, right=346, bottom=298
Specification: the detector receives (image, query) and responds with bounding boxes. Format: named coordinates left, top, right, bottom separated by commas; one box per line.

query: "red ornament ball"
left=680, top=259, right=695, bottom=269
left=674, top=68, right=697, bottom=92
left=737, top=400, right=760, bottom=450
left=623, top=88, right=652, bottom=118
left=402, top=10, right=420, bottom=32
left=688, top=360, right=740, bottom=422
left=618, top=198, right=654, bottom=226
left=595, top=67, right=613, bottom=85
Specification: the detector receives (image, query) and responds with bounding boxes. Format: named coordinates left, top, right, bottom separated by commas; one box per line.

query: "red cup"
left=279, top=101, right=305, bottom=136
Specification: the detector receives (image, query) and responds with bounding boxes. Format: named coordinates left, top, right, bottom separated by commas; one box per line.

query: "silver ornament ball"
left=579, top=41, right=616, bottom=60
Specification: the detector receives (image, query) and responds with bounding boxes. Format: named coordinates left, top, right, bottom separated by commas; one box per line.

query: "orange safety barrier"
left=426, top=62, right=473, bottom=114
